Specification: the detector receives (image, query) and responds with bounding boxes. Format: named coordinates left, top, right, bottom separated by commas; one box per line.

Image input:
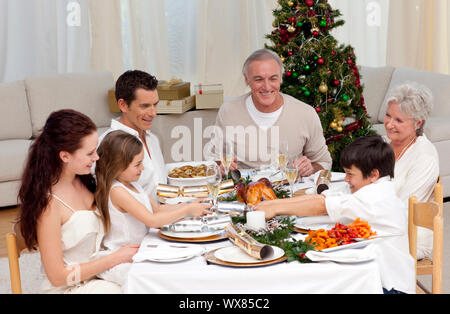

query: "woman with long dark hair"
left=18, top=109, right=137, bottom=293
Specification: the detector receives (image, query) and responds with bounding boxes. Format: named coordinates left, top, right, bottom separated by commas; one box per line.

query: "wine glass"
left=277, top=140, right=289, bottom=173
left=284, top=156, right=298, bottom=198
left=221, top=141, right=234, bottom=179
left=206, top=163, right=222, bottom=212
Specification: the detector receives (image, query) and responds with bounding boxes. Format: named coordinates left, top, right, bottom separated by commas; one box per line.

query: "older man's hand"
left=296, top=156, right=314, bottom=177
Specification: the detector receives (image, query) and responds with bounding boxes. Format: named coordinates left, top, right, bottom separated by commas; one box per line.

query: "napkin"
left=305, top=244, right=377, bottom=263
left=133, top=244, right=205, bottom=262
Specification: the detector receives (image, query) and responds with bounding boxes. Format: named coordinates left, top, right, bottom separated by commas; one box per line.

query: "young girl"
left=18, top=110, right=137, bottom=294
left=95, top=130, right=211, bottom=286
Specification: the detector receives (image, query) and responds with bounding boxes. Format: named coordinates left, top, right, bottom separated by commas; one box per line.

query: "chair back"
left=408, top=196, right=444, bottom=294
left=6, top=223, right=28, bottom=294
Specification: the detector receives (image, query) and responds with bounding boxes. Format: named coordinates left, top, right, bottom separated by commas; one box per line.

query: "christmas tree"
left=266, top=0, right=376, bottom=171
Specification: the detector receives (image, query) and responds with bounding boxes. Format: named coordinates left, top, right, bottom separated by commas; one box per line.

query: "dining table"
left=123, top=229, right=383, bottom=294
left=123, top=171, right=384, bottom=294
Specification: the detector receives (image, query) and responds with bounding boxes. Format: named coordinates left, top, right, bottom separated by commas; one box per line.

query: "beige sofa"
left=0, top=67, right=449, bottom=207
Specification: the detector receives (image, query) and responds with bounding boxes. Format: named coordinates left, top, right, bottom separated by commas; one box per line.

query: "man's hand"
left=218, top=156, right=238, bottom=175
left=296, top=156, right=315, bottom=177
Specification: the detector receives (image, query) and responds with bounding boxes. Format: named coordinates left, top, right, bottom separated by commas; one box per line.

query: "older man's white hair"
left=386, top=81, right=434, bottom=136
left=242, top=49, right=285, bottom=78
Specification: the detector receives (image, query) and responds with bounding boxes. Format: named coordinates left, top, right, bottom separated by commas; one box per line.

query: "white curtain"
left=0, top=0, right=91, bottom=83
left=165, top=0, right=277, bottom=97
left=386, top=0, right=450, bottom=74
left=328, top=0, right=390, bottom=68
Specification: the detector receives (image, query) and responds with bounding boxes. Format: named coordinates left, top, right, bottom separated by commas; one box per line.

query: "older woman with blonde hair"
left=384, top=81, right=439, bottom=260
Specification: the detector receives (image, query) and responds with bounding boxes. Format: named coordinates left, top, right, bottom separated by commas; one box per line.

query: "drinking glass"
left=284, top=156, right=298, bottom=198
left=206, top=163, right=222, bottom=211
left=278, top=140, right=289, bottom=173
left=221, top=141, right=234, bottom=179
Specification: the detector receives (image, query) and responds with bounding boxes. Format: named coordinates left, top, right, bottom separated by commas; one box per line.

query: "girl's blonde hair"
left=95, top=130, right=143, bottom=233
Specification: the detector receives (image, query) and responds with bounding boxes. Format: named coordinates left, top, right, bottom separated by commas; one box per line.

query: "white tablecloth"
left=123, top=229, right=383, bottom=294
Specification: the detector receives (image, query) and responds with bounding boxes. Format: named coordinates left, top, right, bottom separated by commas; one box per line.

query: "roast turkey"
left=235, top=178, right=277, bottom=206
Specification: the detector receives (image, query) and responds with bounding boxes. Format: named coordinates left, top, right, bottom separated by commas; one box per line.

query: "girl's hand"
left=188, top=201, right=212, bottom=218
left=112, top=244, right=140, bottom=265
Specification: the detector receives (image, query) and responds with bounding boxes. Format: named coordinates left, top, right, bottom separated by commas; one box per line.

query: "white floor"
left=1, top=202, right=449, bottom=294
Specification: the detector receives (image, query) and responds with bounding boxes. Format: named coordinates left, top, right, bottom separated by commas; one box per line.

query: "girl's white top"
left=102, top=180, right=153, bottom=253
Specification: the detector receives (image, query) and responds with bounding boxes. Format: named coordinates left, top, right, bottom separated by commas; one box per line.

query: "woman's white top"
left=387, top=135, right=439, bottom=259
left=101, top=181, right=153, bottom=253
left=41, top=194, right=105, bottom=293
left=324, top=177, right=415, bottom=294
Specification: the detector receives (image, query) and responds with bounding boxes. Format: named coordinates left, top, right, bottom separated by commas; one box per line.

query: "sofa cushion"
left=423, top=116, right=450, bottom=143
left=378, top=67, right=450, bottom=122
left=0, top=81, right=33, bottom=140
left=25, top=72, right=116, bottom=137
left=360, top=66, right=394, bottom=124
left=0, top=140, right=32, bottom=181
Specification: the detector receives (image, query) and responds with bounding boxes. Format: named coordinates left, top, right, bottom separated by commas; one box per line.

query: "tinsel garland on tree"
left=265, top=0, right=376, bottom=171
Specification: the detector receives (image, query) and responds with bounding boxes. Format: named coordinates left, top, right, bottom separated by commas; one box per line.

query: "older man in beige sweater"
left=206, top=49, right=331, bottom=176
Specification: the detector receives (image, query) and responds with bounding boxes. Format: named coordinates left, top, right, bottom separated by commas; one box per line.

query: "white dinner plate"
left=160, top=228, right=223, bottom=239
left=320, top=237, right=381, bottom=253
left=214, top=246, right=285, bottom=264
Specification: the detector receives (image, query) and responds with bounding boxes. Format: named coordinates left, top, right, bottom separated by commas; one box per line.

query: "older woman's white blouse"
left=387, top=135, right=439, bottom=259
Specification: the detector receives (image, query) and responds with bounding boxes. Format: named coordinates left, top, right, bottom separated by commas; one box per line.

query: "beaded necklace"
left=395, top=136, right=418, bottom=161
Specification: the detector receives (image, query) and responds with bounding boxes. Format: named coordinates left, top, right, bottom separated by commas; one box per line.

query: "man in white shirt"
left=98, top=70, right=167, bottom=201
left=255, top=136, right=415, bottom=294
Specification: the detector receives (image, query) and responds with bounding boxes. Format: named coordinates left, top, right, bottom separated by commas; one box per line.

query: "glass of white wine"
left=278, top=140, right=289, bottom=173
left=221, top=141, right=234, bottom=179
left=284, top=156, right=298, bottom=198
left=206, top=163, right=222, bottom=212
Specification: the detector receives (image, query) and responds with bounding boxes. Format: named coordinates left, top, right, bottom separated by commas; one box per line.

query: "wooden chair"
left=408, top=191, right=444, bottom=294
left=6, top=223, right=28, bottom=294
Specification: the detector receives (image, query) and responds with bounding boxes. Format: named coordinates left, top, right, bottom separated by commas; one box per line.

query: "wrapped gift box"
left=108, top=89, right=120, bottom=113
left=157, top=80, right=191, bottom=100
left=157, top=95, right=195, bottom=114
left=195, top=84, right=224, bottom=109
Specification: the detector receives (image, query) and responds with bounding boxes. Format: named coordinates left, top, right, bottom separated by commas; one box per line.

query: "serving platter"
left=320, top=237, right=381, bottom=253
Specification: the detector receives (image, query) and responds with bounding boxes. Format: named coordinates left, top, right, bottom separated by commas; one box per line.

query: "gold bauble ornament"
left=319, top=82, right=328, bottom=93
left=337, top=126, right=343, bottom=133
left=288, top=1, right=294, bottom=7
left=287, top=25, right=296, bottom=33
left=330, top=121, right=338, bottom=129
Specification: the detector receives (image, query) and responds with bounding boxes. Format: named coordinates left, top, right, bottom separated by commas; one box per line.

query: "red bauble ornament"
left=315, top=107, right=321, bottom=113
left=347, top=59, right=353, bottom=65
left=305, top=0, right=314, bottom=7
left=286, top=71, right=292, bottom=77
left=289, top=17, right=296, bottom=23
left=333, top=79, right=339, bottom=86
left=312, top=31, right=319, bottom=36
left=288, top=51, right=293, bottom=56
left=317, top=58, right=325, bottom=65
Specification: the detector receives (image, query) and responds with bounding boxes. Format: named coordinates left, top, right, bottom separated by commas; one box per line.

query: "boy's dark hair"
left=115, top=70, right=158, bottom=105
left=340, top=135, right=395, bottom=179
